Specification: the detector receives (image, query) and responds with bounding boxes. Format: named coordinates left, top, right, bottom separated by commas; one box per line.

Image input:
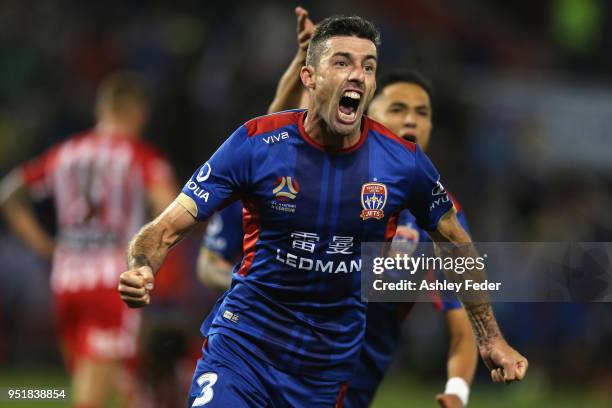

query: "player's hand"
left=435, top=393, right=463, bottom=408
left=388, top=225, right=419, bottom=258
left=479, top=337, right=528, bottom=384
left=295, top=6, right=315, bottom=53
left=118, top=266, right=155, bottom=308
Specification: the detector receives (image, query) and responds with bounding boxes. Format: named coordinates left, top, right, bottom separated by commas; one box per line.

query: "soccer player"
left=203, top=7, right=476, bottom=407
left=0, top=72, right=177, bottom=408
left=349, top=73, right=477, bottom=408
left=118, top=15, right=527, bottom=407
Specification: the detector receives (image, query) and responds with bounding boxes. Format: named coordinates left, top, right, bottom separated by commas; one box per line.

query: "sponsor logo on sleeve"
left=429, top=178, right=450, bottom=211
left=185, top=162, right=212, bottom=202
left=186, top=181, right=209, bottom=202
left=430, top=195, right=450, bottom=211
left=196, top=162, right=211, bottom=182
left=432, top=179, right=446, bottom=196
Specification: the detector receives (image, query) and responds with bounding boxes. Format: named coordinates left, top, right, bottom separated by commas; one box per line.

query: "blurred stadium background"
left=1, top=0, right=611, bottom=406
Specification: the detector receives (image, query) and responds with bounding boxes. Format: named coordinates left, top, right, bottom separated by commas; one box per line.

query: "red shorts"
left=54, top=287, right=141, bottom=371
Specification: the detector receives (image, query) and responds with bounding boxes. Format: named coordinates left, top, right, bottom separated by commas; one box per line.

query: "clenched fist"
left=118, top=266, right=155, bottom=308
left=480, top=337, right=528, bottom=384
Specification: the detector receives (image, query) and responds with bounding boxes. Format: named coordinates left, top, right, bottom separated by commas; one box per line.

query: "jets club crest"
left=360, top=182, right=387, bottom=220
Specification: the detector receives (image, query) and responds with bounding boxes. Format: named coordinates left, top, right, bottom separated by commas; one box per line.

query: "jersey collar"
left=297, top=110, right=369, bottom=154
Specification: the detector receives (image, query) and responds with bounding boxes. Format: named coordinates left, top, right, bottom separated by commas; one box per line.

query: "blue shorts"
left=187, top=333, right=349, bottom=407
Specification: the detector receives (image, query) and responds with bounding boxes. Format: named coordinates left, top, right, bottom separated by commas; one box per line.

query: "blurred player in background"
left=201, top=7, right=477, bottom=408
left=0, top=72, right=177, bottom=408
left=350, top=72, right=477, bottom=408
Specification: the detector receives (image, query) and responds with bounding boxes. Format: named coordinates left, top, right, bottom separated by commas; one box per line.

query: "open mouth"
left=337, top=90, right=361, bottom=123
left=401, top=134, right=417, bottom=143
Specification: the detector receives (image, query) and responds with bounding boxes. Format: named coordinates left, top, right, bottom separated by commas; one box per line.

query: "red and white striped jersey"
left=20, top=129, right=174, bottom=293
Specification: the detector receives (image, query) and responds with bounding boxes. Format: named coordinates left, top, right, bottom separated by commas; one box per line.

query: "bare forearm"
left=442, top=245, right=502, bottom=345
left=432, top=213, right=528, bottom=383
left=0, top=176, right=54, bottom=259
left=447, top=332, right=478, bottom=384
left=268, top=52, right=307, bottom=113
left=442, top=251, right=502, bottom=345
left=127, top=200, right=197, bottom=274
left=463, top=302, right=504, bottom=348
left=128, top=221, right=176, bottom=274
left=432, top=213, right=502, bottom=346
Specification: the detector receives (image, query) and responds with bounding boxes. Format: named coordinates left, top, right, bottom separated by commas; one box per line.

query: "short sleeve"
left=405, top=145, right=453, bottom=231
left=178, top=125, right=251, bottom=221
left=203, top=201, right=244, bottom=262
left=19, top=146, right=59, bottom=198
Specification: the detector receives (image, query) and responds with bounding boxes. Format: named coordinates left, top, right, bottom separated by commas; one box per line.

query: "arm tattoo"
left=129, top=253, right=152, bottom=270
left=127, top=221, right=165, bottom=274
left=464, top=303, right=501, bottom=346
left=434, top=236, right=502, bottom=346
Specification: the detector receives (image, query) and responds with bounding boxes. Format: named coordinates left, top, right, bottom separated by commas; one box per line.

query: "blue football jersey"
left=178, top=109, right=454, bottom=380
left=348, top=201, right=470, bottom=394
left=203, top=201, right=244, bottom=263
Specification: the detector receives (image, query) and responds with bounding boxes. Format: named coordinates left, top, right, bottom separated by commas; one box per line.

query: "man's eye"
left=364, top=65, right=375, bottom=73
left=335, top=61, right=347, bottom=67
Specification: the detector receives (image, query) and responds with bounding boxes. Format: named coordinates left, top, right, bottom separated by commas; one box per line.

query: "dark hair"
left=306, top=15, right=381, bottom=66
left=375, top=70, right=434, bottom=103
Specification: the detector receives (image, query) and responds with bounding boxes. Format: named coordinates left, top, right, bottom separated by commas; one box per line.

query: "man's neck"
left=303, top=109, right=362, bottom=150
left=96, top=120, right=140, bottom=138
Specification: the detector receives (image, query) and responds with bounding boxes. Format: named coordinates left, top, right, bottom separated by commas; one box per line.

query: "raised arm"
left=429, top=211, right=528, bottom=384
left=119, top=199, right=198, bottom=307
left=267, top=6, right=314, bottom=113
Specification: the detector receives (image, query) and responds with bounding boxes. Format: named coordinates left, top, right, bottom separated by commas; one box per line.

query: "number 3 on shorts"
left=192, top=372, right=219, bottom=406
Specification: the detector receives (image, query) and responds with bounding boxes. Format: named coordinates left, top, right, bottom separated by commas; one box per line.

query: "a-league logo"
left=360, top=182, right=387, bottom=220
left=273, top=176, right=300, bottom=201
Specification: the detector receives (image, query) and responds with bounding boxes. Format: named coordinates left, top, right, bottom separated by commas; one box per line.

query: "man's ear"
left=300, top=66, right=315, bottom=90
